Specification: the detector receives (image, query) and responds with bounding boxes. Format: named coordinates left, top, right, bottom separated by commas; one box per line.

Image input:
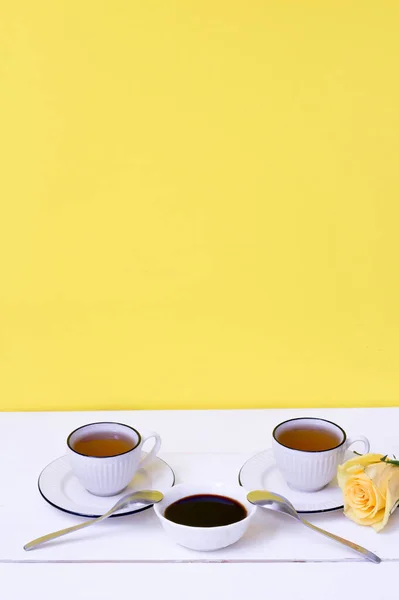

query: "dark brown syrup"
left=164, top=494, right=247, bottom=527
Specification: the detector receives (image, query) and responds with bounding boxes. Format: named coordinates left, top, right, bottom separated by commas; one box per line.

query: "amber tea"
left=72, top=432, right=135, bottom=457
left=276, top=427, right=341, bottom=451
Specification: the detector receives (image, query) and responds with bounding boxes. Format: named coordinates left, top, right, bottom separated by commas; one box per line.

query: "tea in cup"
left=67, top=422, right=161, bottom=496
left=272, top=417, right=370, bottom=492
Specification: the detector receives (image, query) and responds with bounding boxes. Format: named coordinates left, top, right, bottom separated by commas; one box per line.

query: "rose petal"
left=337, top=453, right=399, bottom=531
left=378, top=466, right=399, bottom=531
left=365, top=462, right=392, bottom=499
left=339, top=454, right=385, bottom=471
left=343, top=472, right=385, bottom=523
left=346, top=506, right=385, bottom=527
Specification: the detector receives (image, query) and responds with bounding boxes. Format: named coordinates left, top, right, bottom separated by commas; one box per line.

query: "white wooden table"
left=1, top=408, right=398, bottom=599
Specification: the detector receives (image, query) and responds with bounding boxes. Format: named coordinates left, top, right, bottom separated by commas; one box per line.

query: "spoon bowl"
left=247, top=490, right=381, bottom=564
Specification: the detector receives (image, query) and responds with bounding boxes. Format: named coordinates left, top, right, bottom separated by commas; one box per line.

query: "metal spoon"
left=24, top=489, right=163, bottom=551
left=247, top=490, right=381, bottom=564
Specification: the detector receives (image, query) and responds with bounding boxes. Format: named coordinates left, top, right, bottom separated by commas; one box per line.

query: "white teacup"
left=272, top=417, right=370, bottom=492
left=67, top=422, right=161, bottom=496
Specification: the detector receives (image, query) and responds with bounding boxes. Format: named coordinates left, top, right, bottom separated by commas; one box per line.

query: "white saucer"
left=38, top=453, right=175, bottom=518
left=239, top=448, right=351, bottom=514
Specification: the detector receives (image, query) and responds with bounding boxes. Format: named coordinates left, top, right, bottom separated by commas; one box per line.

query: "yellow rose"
left=337, top=453, right=399, bottom=531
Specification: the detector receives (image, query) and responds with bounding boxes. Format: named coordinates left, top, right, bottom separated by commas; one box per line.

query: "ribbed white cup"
left=272, top=417, right=370, bottom=492
left=67, top=422, right=161, bottom=496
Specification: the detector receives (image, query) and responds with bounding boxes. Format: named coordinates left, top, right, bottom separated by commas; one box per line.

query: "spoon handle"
left=23, top=505, right=120, bottom=551
left=301, top=519, right=381, bottom=564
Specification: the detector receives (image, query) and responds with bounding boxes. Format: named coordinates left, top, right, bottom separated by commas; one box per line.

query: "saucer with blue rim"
left=38, top=453, right=175, bottom=518
left=238, top=448, right=353, bottom=514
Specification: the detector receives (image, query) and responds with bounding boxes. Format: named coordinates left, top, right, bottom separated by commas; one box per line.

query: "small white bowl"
left=153, top=482, right=256, bottom=551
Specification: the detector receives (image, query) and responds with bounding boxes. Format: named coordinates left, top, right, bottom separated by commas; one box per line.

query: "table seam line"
left=1, top=558, right=397, bottom=564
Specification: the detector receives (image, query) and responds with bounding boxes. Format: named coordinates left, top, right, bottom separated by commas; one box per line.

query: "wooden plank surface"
left=1, top=408, right=397, bottom=564
left=1, top=562, right=397, bottom=600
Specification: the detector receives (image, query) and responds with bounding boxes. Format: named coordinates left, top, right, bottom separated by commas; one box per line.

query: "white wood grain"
left=1, top=562, right=397, bottom=600
left=0, top=409, right=398, bottom=565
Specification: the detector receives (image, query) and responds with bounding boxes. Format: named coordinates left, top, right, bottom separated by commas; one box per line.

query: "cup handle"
left=346, top=435, right=370, bottom=455
left=139, top=431, right=162, bottom=470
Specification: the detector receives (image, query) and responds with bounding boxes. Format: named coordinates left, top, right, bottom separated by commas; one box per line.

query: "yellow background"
left=1, top=1, right=398, bottom=411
